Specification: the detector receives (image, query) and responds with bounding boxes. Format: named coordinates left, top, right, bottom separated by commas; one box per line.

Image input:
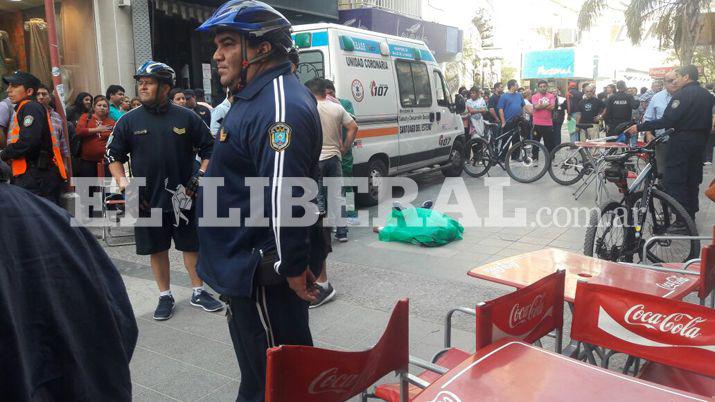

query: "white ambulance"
left=292, top=23, right=465, bottom=205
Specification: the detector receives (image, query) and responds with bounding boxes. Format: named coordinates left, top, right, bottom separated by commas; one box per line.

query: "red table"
left=468, top=248, right=698, bottom=302
left=412, top=339, right=709, bottom=402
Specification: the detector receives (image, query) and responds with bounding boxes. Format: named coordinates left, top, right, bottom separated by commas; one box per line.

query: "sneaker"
left=705, top=161, right=712, bottom=166
left=335, top=228, right=348, bottom=243
left=153, top=295, right=175, bottom=321
left=190, top=290, right=224, bottom=312
left=421, top=200, right=433, bottom=209
left=309, top=283, right=336, bottom=309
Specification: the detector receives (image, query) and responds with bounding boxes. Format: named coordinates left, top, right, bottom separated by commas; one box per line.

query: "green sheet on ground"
left=378, top=207, right=464, bottom=247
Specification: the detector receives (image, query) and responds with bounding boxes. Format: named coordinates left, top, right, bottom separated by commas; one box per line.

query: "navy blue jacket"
left=0, top=183, right=137, bottom=401
left=197, top=62, right=322, bottom=298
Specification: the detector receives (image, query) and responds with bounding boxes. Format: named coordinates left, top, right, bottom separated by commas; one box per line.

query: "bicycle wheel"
left=463, top=137, right=492, bottom=178
left=584, top=202, right=634, bottom=262
left=548, top=142, right=586, bottom=186
left=505, top=139, right=550, bottom=183
left=632, top=189, right=699, bottom=263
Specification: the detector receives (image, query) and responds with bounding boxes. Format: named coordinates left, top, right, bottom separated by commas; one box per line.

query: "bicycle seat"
left=576, top=124, right=594, bottom=130
left=603, top=153, right=632, bottom=163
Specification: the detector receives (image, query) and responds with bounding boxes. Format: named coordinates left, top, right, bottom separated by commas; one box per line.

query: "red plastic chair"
left=265, top=299, right=409, bottom=402
left=661, top=245, right=715, bottom=306
left=571, top=281, right=715, bottom=397
left=372, top=270, right=566, bottom=402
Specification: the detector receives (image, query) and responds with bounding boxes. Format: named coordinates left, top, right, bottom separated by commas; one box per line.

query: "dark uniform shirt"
left=604, top=91, right=638, bottom=126
left=193, top=104, right=212, bottom=127
left=578, top=97, right=605, bottom=124
left=0, top=183, right=137, bottom=401
left=197, top=62, right=322, bottom=298
left=105, top=102, right=213, bottom=212
left=0, top=100, right=52, bottom=165
left=638, top=81, right=715, bottom=135
left=487, top=93, right=501, bottom=122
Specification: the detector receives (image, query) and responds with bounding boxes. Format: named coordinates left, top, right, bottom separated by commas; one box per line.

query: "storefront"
left=0, top=0, right=100, bottom=106
left=149, top=0, right=338, bottom=104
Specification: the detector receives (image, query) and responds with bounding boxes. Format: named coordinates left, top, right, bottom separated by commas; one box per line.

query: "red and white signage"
left=572, top=282, right=715, bottom=377
left=476, top=270, right=564, bottom=349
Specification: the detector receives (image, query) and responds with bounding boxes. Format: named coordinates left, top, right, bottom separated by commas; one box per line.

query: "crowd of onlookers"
left=0, top=83, right=223, bottom=180
left=455, top=76, right=715, bottom=166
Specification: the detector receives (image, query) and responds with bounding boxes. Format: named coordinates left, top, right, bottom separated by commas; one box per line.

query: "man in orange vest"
left=0, top=71, right=67, bottom=205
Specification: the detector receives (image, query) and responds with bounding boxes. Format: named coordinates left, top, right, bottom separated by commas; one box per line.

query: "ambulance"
left=292, top=23, right=466, bottom=206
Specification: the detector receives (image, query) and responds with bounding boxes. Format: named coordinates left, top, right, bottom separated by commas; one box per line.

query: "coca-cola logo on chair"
left=308, top=367, right=360, bottom=395
left=509, top=293, right=546, bottom=329
left=623, top=304, right=705, bottom=339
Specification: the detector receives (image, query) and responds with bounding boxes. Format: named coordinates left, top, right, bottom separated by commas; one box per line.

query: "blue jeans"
left=319, top=156, right=347, bottom=236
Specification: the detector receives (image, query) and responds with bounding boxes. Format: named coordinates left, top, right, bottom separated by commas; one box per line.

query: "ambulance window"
left=395, top=60, right=432, bottom=108
left=296, top=50, right=324, bottom=84
left=395, top=60, right=416, bottom=107
left=411, top=63, right=432, bottom=107
left=433, top=70, right=451, bottom=107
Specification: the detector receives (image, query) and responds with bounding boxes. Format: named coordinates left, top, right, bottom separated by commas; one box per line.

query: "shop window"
left=395, top=59, right=432, bottom=108
left=296, top=50, right=324, bottom=84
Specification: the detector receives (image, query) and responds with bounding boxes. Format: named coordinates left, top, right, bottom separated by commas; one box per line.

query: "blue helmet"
left=197, top=0, right=293, bottom=51
left=134, top=61, right=176, bottom=86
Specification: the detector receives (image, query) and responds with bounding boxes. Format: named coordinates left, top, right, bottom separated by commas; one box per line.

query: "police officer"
left=195, top=1, right=324, bottom=400
left=0, top=71, right=67, bottom=204
left=603, top=80, right=639, bottom=137
left=628, top=65, right=715, bottom=219
left=106, top=61, right=223, bottom=321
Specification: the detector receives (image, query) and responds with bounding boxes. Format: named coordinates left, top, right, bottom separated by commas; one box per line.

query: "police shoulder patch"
left=23, top=115, right=34, bottom=127
left=671, top=99, right=680, bottom=109
left=268, top=122, right=292, bottom=152
left=173, top=127, right=186, bottom=135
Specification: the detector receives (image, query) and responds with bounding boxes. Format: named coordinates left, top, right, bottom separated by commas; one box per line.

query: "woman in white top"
left=465, top=87, right=487, bottom=137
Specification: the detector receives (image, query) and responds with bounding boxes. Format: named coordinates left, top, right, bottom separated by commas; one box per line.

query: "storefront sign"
left=522, top=48, right=576, bottom=79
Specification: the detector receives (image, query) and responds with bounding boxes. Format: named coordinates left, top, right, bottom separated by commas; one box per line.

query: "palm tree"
left=577, top=0, right=710, bottom=65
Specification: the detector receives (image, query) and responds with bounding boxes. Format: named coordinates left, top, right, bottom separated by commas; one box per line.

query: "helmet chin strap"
left=236, top=35, right=273, bottom=91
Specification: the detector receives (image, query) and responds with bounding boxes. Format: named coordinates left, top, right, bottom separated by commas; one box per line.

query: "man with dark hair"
left=35, top=84, right=69, bottom=167
left=307, top=77, right=358, bottom=307
left=488, top=81, right=503, bottom=123
left=106, top=61, right=221, bottom=321
left=193, top=88, right=213, bottom=111
left=497, top=79, right=525, bottom=128
left=184, top=89, right=212, bottom=127
left=531, top=80, right=556, bottom=151
left=627, top=64, right=715, bottom=219
left=603, top=80, right=638, bottom=137
left=106, top=84, right=126, bottom=121
left=195, top=2, right=327, bottom=398
left=0, top=71, right=67, bottom=204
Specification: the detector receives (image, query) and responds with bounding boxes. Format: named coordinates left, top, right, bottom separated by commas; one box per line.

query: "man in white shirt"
left=305, top=77, right=358, bottom=308
left=643, top=70, right=680, bottom=170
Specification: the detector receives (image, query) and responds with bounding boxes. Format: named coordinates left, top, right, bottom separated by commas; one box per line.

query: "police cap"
left=2, top=71, right=41, bottom=90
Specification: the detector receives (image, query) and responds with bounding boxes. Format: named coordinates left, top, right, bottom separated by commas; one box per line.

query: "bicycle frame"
left=484, top=123, right=531, bottom=166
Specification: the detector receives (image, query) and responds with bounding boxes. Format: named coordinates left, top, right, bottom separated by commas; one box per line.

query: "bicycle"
left=463, top=118, right=550, bottom=183
left=584, top=129, right=700, bottom=264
